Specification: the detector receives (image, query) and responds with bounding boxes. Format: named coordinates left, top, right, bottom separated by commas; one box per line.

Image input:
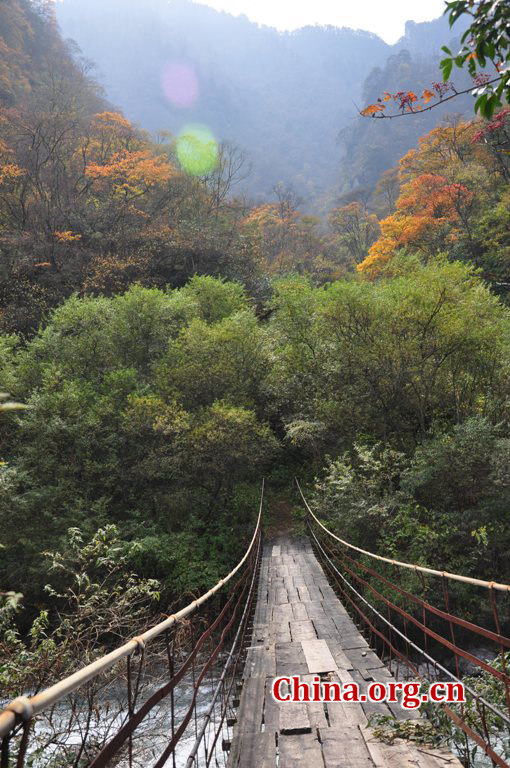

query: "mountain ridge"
left=54, top=0, right=471, bottom=205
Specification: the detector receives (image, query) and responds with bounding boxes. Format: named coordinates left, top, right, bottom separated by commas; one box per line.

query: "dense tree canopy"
left=3, top=6, right=510, bottom=746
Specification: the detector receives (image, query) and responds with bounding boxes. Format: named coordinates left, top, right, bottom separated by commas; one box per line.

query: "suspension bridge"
left=1, top=480, right=510, bottom=767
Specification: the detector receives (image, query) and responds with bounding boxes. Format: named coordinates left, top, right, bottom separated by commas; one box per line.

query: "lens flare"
left=176, top=124, right=218, bottom=176
left=161, top=60, right=199, bottom=109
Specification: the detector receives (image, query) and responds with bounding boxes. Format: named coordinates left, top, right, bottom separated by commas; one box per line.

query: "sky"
left=190, top=0, right=447, bottom=44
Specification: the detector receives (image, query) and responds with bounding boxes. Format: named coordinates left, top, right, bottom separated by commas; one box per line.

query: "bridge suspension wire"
left=308, top=525, right=510, bottom=727
left=0, top=480, right=265, bottom=767
left=296, top=478, right=510, bottom=591
left=183, top=524, right=261, bottom=768
left=298, top=479, right=510, bottom=768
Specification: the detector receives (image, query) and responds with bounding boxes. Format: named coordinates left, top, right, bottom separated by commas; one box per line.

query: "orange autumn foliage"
left=399, top=120, right=488, bottom=182
left=85, top=149, right=174, bottom=189
left=53, top=230, right=82, bottom=243
left=84, top=112, right=175, bottom=196
left=0, top=162, right=24, bottom=183
left=358, top=174, right=473, bottom=278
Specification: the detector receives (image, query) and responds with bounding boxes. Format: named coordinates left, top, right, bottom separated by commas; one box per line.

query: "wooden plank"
left=245, top=643, right=276, bottom=678
left=360, top=731, right=430, bottom=768
left=301, top=674, right=329, bottom=729
left=232, top=730, right=276, bottom=768
left=303, top=602, right=329, bottom=619
left=318, top=584, right=338, bottom=601
left=327, top=699, right=368, bottom=728
left=276, top=641, right=305, bottom=664
left=326, top=641, right=355, bottom=671
left=297, top=585, right=311, bottom=602
left=286, top=587, right=300, bottom=602
left=301, top=638, right=337, bottom=674
left=347, top=647, right=387, bottom=672
left=349, top=669, right=394, bottom=719
left=337, top=633, right=370, bottom=650
left=275, top=641, right=308, bottom=677
left=235, top=677, right=265, bottom=734
left=324, top=672, right=368, bottom=728
left=291, top=602, right=309, bottom=621
left=275, top=587, right=289, bottom=605
left=230, top=536, right=462, bottom=768
left=279, top=702, right=312, bottom=734
left=289, top=619, right=317, bottom=641
left=272, top=603, right=293, bottom=623
left=319, top=726, right=373, bottom=767
left=278, top=733, right=323, bottom=768
left=263, top=676, right=280, bottom=731
left=306, top=585, right=323, bottom=602
left=309, top=617, right=338, bottom=640
left=274, top=624, right=292, bottom=644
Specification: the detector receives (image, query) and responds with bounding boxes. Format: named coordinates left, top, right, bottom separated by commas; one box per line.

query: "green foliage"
left=0, top=278, right=276, bottom=611
left=177, top=275, right=248, bottom=324
left=270, top=259, right=510, bottom=449
left=442, top=1, right=510, bottom=118
left=369, top=714, right=445, bottom=747
left=312, top=416, right=510, bottom=592
left=1, top=526, right=159, bottom=696
left=156, top=310, right=267, bottom=408
left=186, top=401, right=279, bottom=498
left=313, top=443, right=407, bottom=551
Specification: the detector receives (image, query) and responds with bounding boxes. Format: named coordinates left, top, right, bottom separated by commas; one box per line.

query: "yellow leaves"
left=362, top=87, right=455, bottom=117
left=85, top=150, right=174, bottom=190
left=0, top=392, right=28, bottom=412
left=0, top=162, right=25, bottom=183
left=398, top=121, right=483, bottom=182
left=360, top=104, right=386, bottom=117
left=53, top=230, right=82, bottom=243
left=0, top=136, right=12, bottom=155
left=92, top=111, right=132, bottom=132
left=243, top=203, right=280, bottom=226
left=357, top=238, right=394, bottom=277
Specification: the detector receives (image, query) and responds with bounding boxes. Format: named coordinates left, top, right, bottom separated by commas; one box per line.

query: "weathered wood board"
left=227, top=535, right=462, bottom=768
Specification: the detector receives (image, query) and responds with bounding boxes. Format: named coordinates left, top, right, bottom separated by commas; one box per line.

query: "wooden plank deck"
left=227, top=535, right=462, bottom=768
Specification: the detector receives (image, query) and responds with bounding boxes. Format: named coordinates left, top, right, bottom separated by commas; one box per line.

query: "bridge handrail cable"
left=0, top=479, right=265, bottom=740
left=296, top=478, right=510, bottom=591
left=308, top=522, right=510, bottom=768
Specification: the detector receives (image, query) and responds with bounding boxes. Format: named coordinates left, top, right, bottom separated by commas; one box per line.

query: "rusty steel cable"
left=184, top=527, right=261, bottom=768
left=309, top=524, right=510, bottom=727
left=88, top=566, right=251, bottom=767
left=0, top=481, right=265, bottom=766
left=331, top=541, right=510, bottom=686
left=308, top=518, right=510, bottom=768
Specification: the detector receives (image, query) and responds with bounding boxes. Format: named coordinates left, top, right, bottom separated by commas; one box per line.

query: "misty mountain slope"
left=0, top=0, right=103, bottom=112
left=338, top=47, right=475, bottom=196
left=55, top=0, right=391, bottom=199
left=55, top=0, right=471, bottom=203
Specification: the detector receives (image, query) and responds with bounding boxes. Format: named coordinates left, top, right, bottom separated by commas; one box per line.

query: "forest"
left=1, top=0, right=510, bottom=752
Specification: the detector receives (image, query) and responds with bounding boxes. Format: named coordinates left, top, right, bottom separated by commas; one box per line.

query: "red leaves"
left=471, top=107, right=510, bottom=138
left=361, top=83, right=455, bottom=118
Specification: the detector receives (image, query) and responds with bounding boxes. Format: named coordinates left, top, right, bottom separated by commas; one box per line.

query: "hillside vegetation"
left=1, top=0, right=510, bottom=731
